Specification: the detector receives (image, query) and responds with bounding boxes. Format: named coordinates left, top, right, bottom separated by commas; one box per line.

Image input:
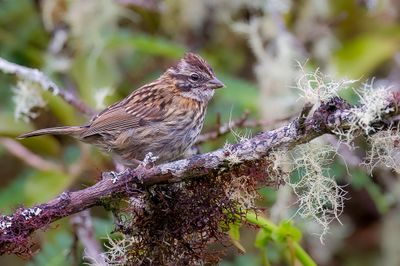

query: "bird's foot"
left=134, top=153, right=159, bottom=183
left=134, top=164, right=148, bottom=183
left=141, top=152, right=159, bottom=168
left=103, top=169, right=129, bottom=184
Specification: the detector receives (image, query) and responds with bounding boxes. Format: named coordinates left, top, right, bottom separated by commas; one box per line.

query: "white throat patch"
left=181, top=88, right=215, bottom=103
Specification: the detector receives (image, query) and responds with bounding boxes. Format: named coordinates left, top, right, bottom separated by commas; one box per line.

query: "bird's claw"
left=110, top=171, right=120, bottom=184
left=103, top=169, right=129, bottom=184
left=134, top=165, right=148, bottom=183
left=141, top=152, right=159, bottom=168
left=133, top=152, right=158, bottom=183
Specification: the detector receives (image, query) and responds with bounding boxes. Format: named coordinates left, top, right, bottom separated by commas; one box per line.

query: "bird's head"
left=165, top=53, right=225, bottom=102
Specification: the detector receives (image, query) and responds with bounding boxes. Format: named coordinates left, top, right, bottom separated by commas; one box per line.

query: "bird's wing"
left=80, top=83, right=171, bottom=138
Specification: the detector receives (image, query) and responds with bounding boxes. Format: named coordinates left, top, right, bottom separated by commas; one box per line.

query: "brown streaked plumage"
left=18, top=53, right=224, bottom=166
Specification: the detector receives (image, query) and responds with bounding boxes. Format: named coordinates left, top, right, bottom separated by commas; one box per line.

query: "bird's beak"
left=208, top=77, right=225, bottom=89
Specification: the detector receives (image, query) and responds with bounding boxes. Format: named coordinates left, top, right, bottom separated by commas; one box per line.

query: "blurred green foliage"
left=1, top=0, right=400, bottom=265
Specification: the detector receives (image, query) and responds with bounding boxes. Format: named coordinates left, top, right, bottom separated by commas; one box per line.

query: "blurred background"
left=1, top=0, right=400, bottom=265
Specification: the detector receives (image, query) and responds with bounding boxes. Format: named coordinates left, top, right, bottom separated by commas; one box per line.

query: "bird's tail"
left=17, top=126, right=84, bottom=139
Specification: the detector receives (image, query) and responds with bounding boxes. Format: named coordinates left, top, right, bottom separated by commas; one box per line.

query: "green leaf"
left=333, top=32, right=400, bottom=78
left=273, top=220, right=302, bottom=243
left=228, top=222, right=241, bottom=241
left=246, top=212, right=277, bottom=232
left=255, top=228, right=271, bottom=249
left=228, top=222, right=246, bottom=252
left=246, top=212, right=316, bottom=266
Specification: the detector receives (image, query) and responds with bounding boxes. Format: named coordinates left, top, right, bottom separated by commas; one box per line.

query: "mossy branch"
left=1, top=92, right=399, bottom=256
left=0, top=57, right=95, bottom=116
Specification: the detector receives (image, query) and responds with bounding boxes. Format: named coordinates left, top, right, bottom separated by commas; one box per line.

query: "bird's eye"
left=190, top=73, right=200, bottom=82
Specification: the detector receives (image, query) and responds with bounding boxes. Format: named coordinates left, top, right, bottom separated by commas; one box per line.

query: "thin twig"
left=215, top=112, right=222, bottom=135
left=196, top=111, right=294, bottom=144
left=0, top=57, right=95, bottom=116
left=2, top=95, right=400, bottom=255
left=0, top=137, right=61, bottom=172
left=114, top=0, right=162, bottom=12
left=71, top=210, right=107, bottom=266
left=298, top=102, right=313, bottom=133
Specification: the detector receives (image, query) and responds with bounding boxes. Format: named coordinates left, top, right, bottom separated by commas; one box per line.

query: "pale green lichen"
left=352, top=81, right=392, bottom=134
left=12, top=80, right=46, bottom=122
left=364, top=129, right=400, bottom=174
left=280, top=142, right=347, bottom=243
left=332, top=81, right=392, bottom=147
left=297, top=65, right=357, bottom=104
left=94, top=86, right=114, bottom=109
left=98, top=235, right=132, bottom=265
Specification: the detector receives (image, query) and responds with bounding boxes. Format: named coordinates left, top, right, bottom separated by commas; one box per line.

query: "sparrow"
left=18, top=53, right=225, bottom=166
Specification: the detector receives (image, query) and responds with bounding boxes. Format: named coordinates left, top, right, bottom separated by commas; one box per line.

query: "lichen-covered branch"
left=0, top=57, right=95, bottom=116
left=1, top=93, right=399, bottom=256
left=195, top=111, right=294, bottom=144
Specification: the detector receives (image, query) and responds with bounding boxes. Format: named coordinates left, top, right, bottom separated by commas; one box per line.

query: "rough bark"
left=0, top=95, right=399, bottom=256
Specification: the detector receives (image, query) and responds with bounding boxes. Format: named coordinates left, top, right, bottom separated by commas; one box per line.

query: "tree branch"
left=2, top=94, right=399, bottom=256
left=0, top=57, right=95, bottom=116
left=0, top=137, right=61, bottom=172
left=71, top=210, right=107, bottom=266
left=195, top=111, right=294, bottom=144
